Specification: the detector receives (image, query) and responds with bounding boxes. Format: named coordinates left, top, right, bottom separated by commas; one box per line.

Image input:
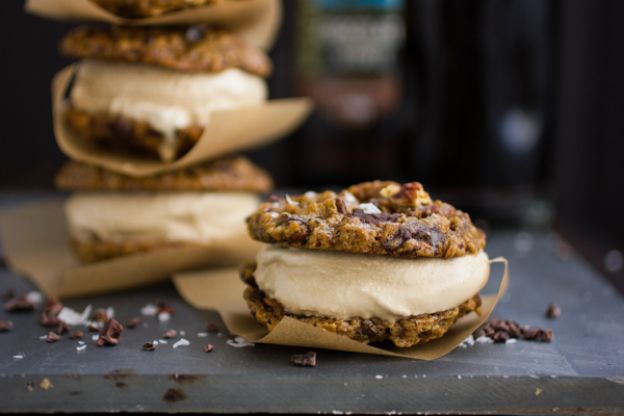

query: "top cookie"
left=246, top=181, right=486, bottom=259
left=60, top=26, right=271, bottom=76
left=56, top=156, right=273, bottom=193
left=92, top=0, right=219, bottom=18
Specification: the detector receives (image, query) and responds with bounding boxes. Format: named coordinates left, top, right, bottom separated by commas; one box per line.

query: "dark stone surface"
left=0, top=196, right=623, bottom=414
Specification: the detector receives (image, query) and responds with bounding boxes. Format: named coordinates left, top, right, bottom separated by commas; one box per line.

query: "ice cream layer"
left=66, top=192, right=258, bottom=244
left=254, top=246, right=490, bottom=321
left=70, top=59, right=267, bottom=141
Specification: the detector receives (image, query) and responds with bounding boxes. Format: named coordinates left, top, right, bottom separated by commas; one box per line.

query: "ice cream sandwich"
left=242, top=181, right=489, bottom=348
left=56, top=156, right=272, bottom=262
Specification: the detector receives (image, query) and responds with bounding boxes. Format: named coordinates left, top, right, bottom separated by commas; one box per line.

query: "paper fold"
left=52, top=65, right=312, bottom=178
left=173, top=257, right=509, bottom=359
left=0, top=199, right=261, bottom=298
left=25, top=0, right=281, bottom=49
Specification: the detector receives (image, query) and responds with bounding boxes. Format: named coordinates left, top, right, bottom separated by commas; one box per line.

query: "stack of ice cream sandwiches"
left=33, top=0, right=298, bottom=264
left=243, top=181, right=489, bottom=348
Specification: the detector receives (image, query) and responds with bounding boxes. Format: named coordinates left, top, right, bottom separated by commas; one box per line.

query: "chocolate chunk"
left=506, top=320, right=523, bottom=338
left=70, top=330, right=84, bottom=340
left=203, top=343, right=214, bottom=353
left=55, top=321, right=70, bottom=335
left=352, top=209, right=401, bottom=225
left=96, top=319, right=124, bottom=347
left=143, top=342, right=156, bottom=351
left=156, top=302, right=175, bottom=315
left=46, top=331, right=61, bottom=343
left=335, top=197, right=347, bottom=214
left=87, top=322, right=100, bottom=332
left=523, top=326, right=553, bottom=342
left=535, top=329, right=554, bottom=342
left=492, top=331, right=510, bottom=343
left=185, top=24, right=207, bottom=43
left=290, top=351, right=317, bottom=367
left=206, top=322, right=219, bottom=333
left=0, top=320, right=13, bottom=332
left=521, top=326, right=539, bottom=340
left=2, top=289, right=15, bottom=301
left=40, top=313, right=62, bottom=328
left=91, top=308, right=109, bottom=323
left=4, top=295, right=35, bottom=312
left=43, top=298, right=63, bottom=316
left=266, top=194, right=284, bottom=203
left=40, top=299, right=64, bottom=328
left=126, top=317, right=142, bottom=329
left=162, top=329, right=177, bottom=339
left=275, top=215, right=309, bottom=242
left=162, top=388, right=186, bottom=402
left=545, top=303, right=561, bottom=319
left=475, top=318, right=553, bottom=343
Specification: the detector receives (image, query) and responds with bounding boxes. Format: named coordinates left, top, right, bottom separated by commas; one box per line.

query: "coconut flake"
left=342, top=191, right=358, bottom=206
left=476, top=336, right=494, bottom=344
left=285, top=194, right=299, bottom=206
left=196, top=332, right=208, bottom=338
left=25, top=291, right=43, bottom=305
left=359, top=202, right=381, bottom=214
left=226, top=336, right=254, bottom=348
left=141, top=304, right=158, bottom=316
left=158, top=312, right=171, bottom=322
left=459, top=335, right=475, bottom=348
left=58, top=305, right=92, bottom=326
left=76, top=345, right=87, bottom=352
left=172, top=338, right=190, bottom=349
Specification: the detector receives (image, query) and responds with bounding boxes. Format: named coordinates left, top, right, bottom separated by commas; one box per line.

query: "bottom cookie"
left=240, top=264, right=482, bottom=348
left=64, top=106, right=202, bottom=162
left=70, top=237, right=184, bottom=262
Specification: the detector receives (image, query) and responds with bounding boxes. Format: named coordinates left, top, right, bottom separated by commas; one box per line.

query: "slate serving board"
left=0, top=196, right=623, bottom=415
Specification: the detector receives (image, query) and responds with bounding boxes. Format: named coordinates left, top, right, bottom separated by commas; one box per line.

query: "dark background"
left=0, top=0, right=623, bottom=289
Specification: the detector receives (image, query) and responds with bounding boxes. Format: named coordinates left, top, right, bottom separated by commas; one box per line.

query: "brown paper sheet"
left=173, top=257, right=509, bottom=360
left=25, top=0, right=281, bottom=49
left=0, top=199, right=262, bottom=299
left=52, top=65, right=312, bottom=178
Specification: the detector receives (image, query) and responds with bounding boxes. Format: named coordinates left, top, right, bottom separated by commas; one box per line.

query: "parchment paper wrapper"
left=173, top=257, right=509, bottom=360
left=25, top=0, right=281, bottom=49
left=52, top=66, right=312, bottom=178
left=0, top=199, right=262, bottom=298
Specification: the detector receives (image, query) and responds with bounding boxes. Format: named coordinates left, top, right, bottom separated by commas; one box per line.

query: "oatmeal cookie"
left=247, top=181, right=486, bottom=259
left=55, top=156, right=273, bottom=193
left=64, top=105, right=202, bottom=161
left=60, top=26, right=271, bottom=76
left=71, top=237, right=185, bottom=262
left=91, top=0, right=223, bottom=18
left=240, top=264, right=481, bottom=348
